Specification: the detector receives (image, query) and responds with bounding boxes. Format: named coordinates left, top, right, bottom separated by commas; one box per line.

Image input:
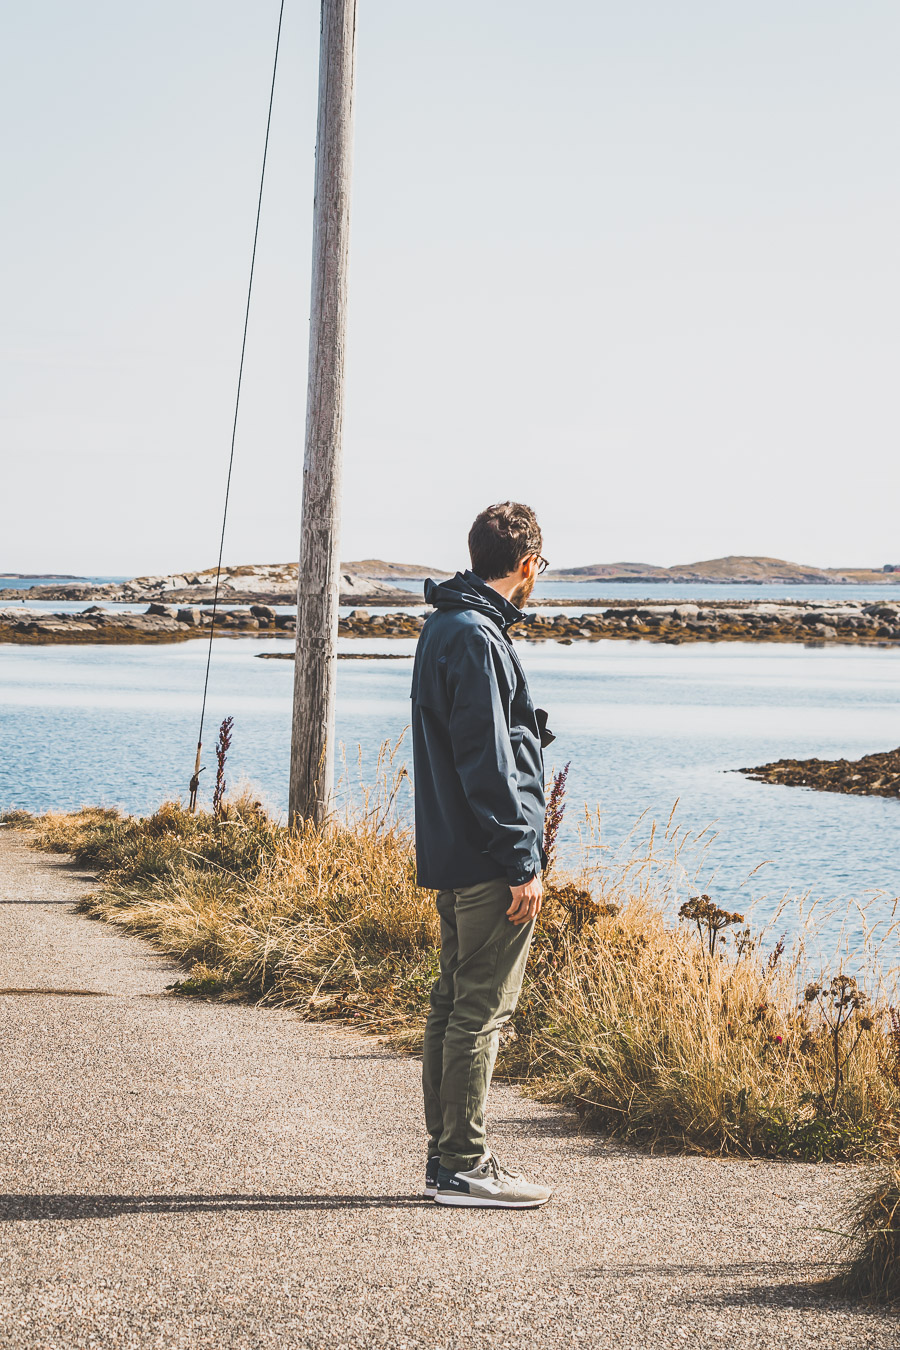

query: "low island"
left=740, top=746, right=900, bottom=799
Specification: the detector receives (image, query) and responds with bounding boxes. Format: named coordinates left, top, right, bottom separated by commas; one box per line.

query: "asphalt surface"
left=0, top=830, right=896, bottom=1349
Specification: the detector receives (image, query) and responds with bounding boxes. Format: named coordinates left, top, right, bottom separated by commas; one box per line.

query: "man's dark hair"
left=468, top=502, right=542, bottom=581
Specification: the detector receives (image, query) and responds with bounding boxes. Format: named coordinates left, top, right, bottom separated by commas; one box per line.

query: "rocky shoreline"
left=2, top=599, right=900, bottom=646
left=339, top=601, right=900, bottom=646
left=0, top=603, right=296, bottom=644
left=0, top=564, right=416, bottom=607
left=740, top=747, right=900, bottom=798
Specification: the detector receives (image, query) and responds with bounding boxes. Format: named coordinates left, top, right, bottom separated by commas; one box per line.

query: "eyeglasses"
left=520, top=554, right=549, bottom=574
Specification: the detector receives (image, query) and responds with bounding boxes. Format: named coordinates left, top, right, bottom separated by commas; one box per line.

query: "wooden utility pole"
left=289, top=0, right=358, bottom=825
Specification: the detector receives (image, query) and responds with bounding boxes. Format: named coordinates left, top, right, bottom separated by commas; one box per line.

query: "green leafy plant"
left=758, top=1104, right=879, bottom=1162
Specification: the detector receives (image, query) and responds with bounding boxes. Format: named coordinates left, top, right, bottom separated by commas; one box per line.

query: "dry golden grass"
left=8, top=775, right=900, bottom=1163
left=510, top=888, right=896, bottom=1158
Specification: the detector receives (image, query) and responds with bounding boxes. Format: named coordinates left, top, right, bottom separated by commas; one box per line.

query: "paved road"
left=0, top=830, right=895, bottom=1349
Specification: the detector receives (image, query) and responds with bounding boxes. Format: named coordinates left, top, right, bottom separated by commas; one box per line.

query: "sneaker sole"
left=434, top=1193, right=551, bottom=1209
left=422, top=1185, right=438, bottom=1199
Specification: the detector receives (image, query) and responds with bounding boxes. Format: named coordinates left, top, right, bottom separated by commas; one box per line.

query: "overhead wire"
left=189, top=0, right=287, bottom=810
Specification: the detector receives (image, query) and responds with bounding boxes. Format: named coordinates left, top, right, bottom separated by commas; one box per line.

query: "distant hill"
left=545, top=561, right=671, bottom=581
left=177, top=560, right=449, bottom=581
left=545, top=555, right=891, bottom=584
left=674, top=556, right=831, bottom=582
left=346, top=555, right=893, bottom=586
left=342, top=559, right=452, bottom=580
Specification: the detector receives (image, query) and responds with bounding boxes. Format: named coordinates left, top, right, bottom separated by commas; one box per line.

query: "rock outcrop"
left=740, top=747, right=900, bottom=798
left=0, top=605, right=298, bottom=644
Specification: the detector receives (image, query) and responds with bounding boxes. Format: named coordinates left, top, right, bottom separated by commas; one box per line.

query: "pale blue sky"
left=2, top=1, right=898, bottom=574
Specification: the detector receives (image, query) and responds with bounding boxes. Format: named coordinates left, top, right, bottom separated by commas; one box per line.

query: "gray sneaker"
left=434, top=1152, right=552, bottom=1209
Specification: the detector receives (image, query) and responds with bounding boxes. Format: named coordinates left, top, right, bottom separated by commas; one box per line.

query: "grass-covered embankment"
left=6, top=783, right=899, bottom=1169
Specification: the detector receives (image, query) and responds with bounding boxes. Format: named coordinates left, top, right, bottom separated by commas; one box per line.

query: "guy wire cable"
left=189, top=0, right=287, bottom=811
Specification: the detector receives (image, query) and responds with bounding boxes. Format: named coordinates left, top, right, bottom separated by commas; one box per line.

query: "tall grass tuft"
left=838, top=1163, right=900, bottom=1306
left=542, top=761, right=571, bottom=877
left=212, top=716, right=234, bottom=820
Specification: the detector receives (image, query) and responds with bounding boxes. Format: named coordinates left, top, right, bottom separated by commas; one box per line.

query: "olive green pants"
left=422, top=876, right=536, bottom=1172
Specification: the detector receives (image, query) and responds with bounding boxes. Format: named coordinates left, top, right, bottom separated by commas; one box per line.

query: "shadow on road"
left=0, top=988, right=107, bottom=996
left=574, top=1260, right=857, bottom=1312
left=576, top=1259, right=834, bottom=1279
left=0, top=1193, right=429, bottom=1221
left=710, top=1275, right=868, bottom=1313
left=0, top=900, right=78, bottom=906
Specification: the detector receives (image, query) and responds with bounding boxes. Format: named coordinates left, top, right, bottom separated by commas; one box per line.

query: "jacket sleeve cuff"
left=506, top=867, right=537, bottom=887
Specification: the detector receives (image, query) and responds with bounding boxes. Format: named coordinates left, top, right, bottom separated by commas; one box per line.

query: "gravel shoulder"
left=0, top=830, right=895, bottom=1349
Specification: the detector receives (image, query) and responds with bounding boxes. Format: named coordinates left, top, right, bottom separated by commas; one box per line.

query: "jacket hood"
left=423, top=570, right=522, bottom=631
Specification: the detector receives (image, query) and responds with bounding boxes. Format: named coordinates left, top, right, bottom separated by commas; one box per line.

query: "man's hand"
left=507, top=875, right=543, bottom=925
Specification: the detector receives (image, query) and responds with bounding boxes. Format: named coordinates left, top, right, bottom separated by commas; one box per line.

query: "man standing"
left=411, top=502, right=553, bottom=1209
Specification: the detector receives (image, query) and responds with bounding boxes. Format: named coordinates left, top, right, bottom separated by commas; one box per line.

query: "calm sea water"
left=371, top=575, right=900, bottom=603
left=1, top=636, right=897, bottom=957
left=530, top=580, right=900, bottom=604
left=5, top=575, right=900, bottom=607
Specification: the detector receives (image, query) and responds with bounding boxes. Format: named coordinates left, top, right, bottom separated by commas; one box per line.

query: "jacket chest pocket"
left=411, top=662, right=447, bottom=714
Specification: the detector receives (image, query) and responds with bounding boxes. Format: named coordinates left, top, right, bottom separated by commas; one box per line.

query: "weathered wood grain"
left=290, top=0, right=358, bottom=825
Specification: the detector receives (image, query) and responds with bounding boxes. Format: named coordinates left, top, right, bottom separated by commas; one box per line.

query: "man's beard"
left=510, top=573, right=536, bottom=609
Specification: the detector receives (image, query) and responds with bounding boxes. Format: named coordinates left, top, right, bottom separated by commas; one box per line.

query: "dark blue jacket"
left=410, top=570, right=548, bottom=891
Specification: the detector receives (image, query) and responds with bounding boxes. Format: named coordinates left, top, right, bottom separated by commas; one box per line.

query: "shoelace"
left=482, top=1153, right=520, bottom=1182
